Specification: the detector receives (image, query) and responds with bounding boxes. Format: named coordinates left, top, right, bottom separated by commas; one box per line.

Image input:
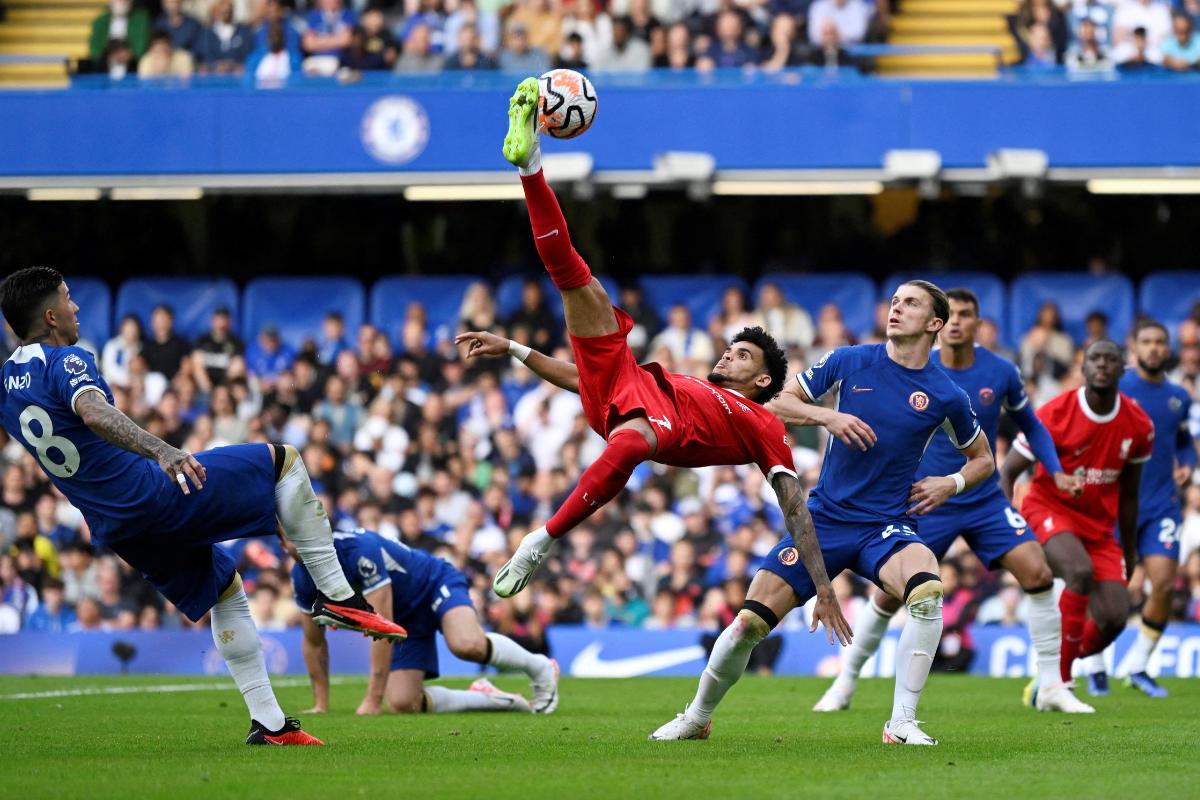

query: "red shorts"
left=569, top=306, right=680, bottom=450
left=1022, top=502, right=1126, bottom=583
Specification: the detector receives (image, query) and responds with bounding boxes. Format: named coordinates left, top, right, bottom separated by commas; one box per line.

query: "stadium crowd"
left=3, top=278, right=1200, bottom=673
left=1015, top=0, right=1200, bottom=70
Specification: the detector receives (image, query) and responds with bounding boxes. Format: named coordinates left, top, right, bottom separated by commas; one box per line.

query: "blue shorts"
left=107, top=444, right=277, bottom=621
left=1134, top=510, right=1184, bottom=561
left=760, top=508, right=924, bottom=603
left=920, top=493, right=1031, bottom=569
left=390, top=567, right=474, bottom=679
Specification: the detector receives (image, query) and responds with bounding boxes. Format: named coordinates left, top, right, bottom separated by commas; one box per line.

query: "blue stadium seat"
left=640, top=275, right=750, bottom=329
left=496, top=274, right=621, bottom=322
left=370, top=276, right=477, bottom=344
left=242, top=277, right=365, bottom=351
left=1009, top=273, right=1135, bottom=346
left=1139, top=271, right=1200, bottom=337
left=116, top=278, right=239, bottom=341
left=754, top=273, right=876, bottom=339
left=883, top=272, right=1009, bottom=346
left=69, top=277, right=112, bottom=349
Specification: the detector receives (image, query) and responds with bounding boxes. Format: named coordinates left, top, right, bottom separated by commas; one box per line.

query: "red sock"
left=1059, top=589, right=1089, bottom=683
left=1079, top=618, right=1116, bottom=658
left=520, top=170, right=592, bottom=290
left=546, top=428, right=650, bottom=538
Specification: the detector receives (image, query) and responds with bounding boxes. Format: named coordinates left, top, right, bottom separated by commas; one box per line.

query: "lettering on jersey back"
left=5, top=374, right=30, bottom=392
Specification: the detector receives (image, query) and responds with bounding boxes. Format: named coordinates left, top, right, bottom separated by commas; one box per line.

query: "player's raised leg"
left=1124, top=553, right=1174, bottom=697
left=813, top=588, right=900, bottom=712
left=650, top=570, right=796, bottom=740
left=272, top=444, right=406, bottom=641
left=999, top=541, right=1094, bottom=713
left=439, top=606, right=561, bottom=713
left=877, top=544, right=943, bottom=746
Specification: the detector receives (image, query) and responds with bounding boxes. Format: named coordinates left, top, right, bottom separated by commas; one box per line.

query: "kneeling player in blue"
left=813, top=289, right=1093, bottom=715
left=286, top=528, right=560, bottom=715
left=0, top=267, right=405, bottom=746
left=652, top=281, right=993, bottom=746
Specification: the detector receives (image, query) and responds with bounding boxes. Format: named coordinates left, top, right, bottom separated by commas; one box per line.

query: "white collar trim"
left=6, top=344, right=45, bottom=365
left=1077, top=386, right=1120, bottom=424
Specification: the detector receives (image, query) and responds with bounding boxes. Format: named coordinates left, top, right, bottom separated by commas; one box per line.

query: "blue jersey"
left=916, top=346, right=1027, bottom=509
left=0, top=344, right=166, bottom=542
left=1120, top=371, right=1194, bottom=522
left=798, top=344, right=981, bottom=524
left=291, top=528, right=451, bottom=622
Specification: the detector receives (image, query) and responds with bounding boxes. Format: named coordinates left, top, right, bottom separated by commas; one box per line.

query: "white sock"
left=891, top=597, right=942, bottom=723
left=1026, top=588, right=1063, bottom=690
left=525, top=526, right=552, bottom=550
left=833, top=598, right=894, bottom=692
left=487, top=632, right=549, bottom=678
left=1125, top=623, right=1164, bottom=675
left=275, top=449, right=352, bottom=601
left=1081, top=652, right=1107, bottom=675
left=688, top=612, right=766, bottom=723
left=211, top=586, right=286, bottom=731
left=425, top=685, right=525, bottom=713
left=517, top=137, right=542, bottom=177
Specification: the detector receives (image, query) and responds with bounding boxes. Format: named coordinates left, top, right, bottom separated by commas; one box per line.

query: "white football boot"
left=469, top=678, right=533, bottom=712
left=812, top=682, right=854, bottom=712
left=531, top=657, right=560, bottom=714
left=648, top=707, right=712, bottom=741
left=493, top=528, right=555, bottom=598
left=1036, top=681, right=1095, bottom=714
left=882, top=719, right=938, bottom=746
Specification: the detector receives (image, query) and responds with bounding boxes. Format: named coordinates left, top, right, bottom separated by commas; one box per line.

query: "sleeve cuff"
left=69, top=384, right=105, bottom=416
left=1003, top=396, right=1029, bottom=412
left=954, top=425, right=982, bottom=451
left=795, top=372, right=815, bottom=402
left=362, top=577, right=392, bottom=596
left=767, top=465, right=799, bottom=481
left=1012, top=437, right=1035, bottom=461
left=1129, top=455, right=1151, bottom=464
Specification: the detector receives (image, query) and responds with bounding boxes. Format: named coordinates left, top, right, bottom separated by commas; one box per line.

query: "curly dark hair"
left=0, top=266, right=63, bottom=339
left=730, top=326, right=788, bottom=402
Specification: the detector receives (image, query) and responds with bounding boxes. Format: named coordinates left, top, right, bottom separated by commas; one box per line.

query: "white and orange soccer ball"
left=536, top=69, right=598, bottom=140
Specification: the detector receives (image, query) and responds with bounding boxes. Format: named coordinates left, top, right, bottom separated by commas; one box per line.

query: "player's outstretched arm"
left=770, top=472, right=852, bottom=646
left=998, top=447, right=1034, bottom=503
left=908, top=433, right=995, bottom=515
left=766, top=380, right=876, bottom=451
left=1118, top=462, right=1143, bottom=582
left=74, top=390, right=206, bottom=494
left=357, top=584, right=395, bottom=716
left=1010, top=405, right=1081, bottom=497
left=300, top=614, right=331, bottom=713
left=456, top=330, right=580, bottom=394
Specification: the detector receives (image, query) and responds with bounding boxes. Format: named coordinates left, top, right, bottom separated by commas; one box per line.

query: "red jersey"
left=1015, top=387, right=1153, bottom=541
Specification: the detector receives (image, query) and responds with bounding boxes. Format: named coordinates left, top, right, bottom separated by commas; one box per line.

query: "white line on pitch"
left=0, top=676, right=353, bottom=701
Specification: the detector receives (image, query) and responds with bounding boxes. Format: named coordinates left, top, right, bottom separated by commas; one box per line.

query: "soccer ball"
left=537, top=69, right=597, bottom=140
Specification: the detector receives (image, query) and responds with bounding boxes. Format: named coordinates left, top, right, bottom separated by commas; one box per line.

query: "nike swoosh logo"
left=851, top=386, right=873, bottom=393
left=1074, top=447, right=1089, bottom=456
left=536, top=229, right=560, bottom=240
left=569, top=642, right=707, bottom=678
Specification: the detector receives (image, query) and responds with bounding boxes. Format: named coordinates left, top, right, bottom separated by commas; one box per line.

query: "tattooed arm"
left=74, top=390, right=206, bottom=493
left=770, top=471, right=852, bottom=645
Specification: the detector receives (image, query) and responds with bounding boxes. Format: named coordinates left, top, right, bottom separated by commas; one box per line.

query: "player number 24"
left=19, top=404, right=80, bottom=479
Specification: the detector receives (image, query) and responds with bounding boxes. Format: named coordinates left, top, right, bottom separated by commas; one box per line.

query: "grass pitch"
left=1, top=674, right=1195, bottom=799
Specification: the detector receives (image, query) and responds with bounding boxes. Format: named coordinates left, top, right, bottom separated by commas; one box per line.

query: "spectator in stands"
left=303, top=0, right=357, bottom=58
left=1016, top=0, right=1068, bottom=62
left=754, top=282, right=814, bottom=351
left=1065, top=0, right=1114, bottom=47
left=399, top=0, right=449, bottom=53
left=1021, top=22, right=1060, bottom=67
left=246, top=325, right=296, bottom=386
left=760, top=12, right=802, bottom=69
left=100, top=38, right=136, bottom=79
left=1084, top=310, right=1109, bottom=345
left=617, top=284, right=659, bottom=360
left=1185, top=0, right=1200, bottom=32
left=89, top=0, right=151, bottom=62
left=811, top=303, right=853, bottom=355
left=138, top=28, right=195, bottom=77
left=1118, top=24, right=1162, bottom=69
left=807, top=0, right=870, bottom=46
left=704, top=10, right=757, bottom=67
left=444, top=23, right=498, bottom=68
left=559, top=0, right=611, bottom=66
left=498, top=20, right=551, bottom=73
left=508, top=0, right=563, bottom=56
left=1111, top=0, right=1172, bottom=60
left=554, top=31, right=588, bottom=68
left=253, top=0, right=303, bottom=63
left=24, top=579, right=74, bottom=633
left=157, top=0, right=204, bottom=57
left=709, top=287, right=758, bottom=345
left=648, top=304, right=715, bottom=368
left=394, top=21, right=444, bottom=71
left=101, top=314, right=142, bottom=390
left=1159, top=13, right=1200, bottom=70
left=444, top=0, right=499, bottom=56
left=593, top=15, right=652, bottom=69
left=654, top=21, right=693, bottom=68
left=505, top=279, right=557, bottom=352
left=802, top=17, right=856, bottom=68
left=192, top=306, right=243, bottom=392
left=1065, top=17, right=1109, bottom=69
left=140, top=305, right=190, bottom=379
left=458, top=282, right=498, bottom=334
left=196, top=0, right=253, bottom=73
left=311, top=311, right=348, bottom=366
left=35, top=494, right=76, bottom=552
left=1019, top=301, right=1074, bottom=384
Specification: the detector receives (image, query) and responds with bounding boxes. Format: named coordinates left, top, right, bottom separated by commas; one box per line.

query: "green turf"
left=1, top=674, right=1196, bottom=799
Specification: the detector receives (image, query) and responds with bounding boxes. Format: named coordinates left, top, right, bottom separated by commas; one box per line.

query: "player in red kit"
left=1000, top=339, right=1153, bottom=690
left=458, top=78, right=851, bottom=647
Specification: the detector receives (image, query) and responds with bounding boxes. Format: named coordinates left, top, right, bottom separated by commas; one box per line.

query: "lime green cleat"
left=503, top=77, right=541, bottom=168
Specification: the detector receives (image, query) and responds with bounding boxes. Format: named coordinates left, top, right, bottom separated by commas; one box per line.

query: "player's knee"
left=447, top=631, right=489, bottom=663
left=904, top=572, right=943, bottom=620
left=389, top=691, right=426, bottom=714
left=736, top=601, right=778, bottom=643
left=1062, top=565, right=1093, bottom=594
left=1019, top=562, right=1054, bottom=593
